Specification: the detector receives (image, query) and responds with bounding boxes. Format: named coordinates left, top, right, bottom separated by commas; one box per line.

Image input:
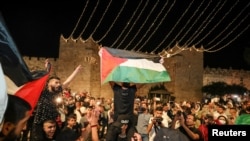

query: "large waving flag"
left=15, top=72, right=49, bottom=114
left=0, top=13, right=50, bottom=114
left=99, top=47, right=171, bottom=84
left=0, top=13, right=35, bottom=87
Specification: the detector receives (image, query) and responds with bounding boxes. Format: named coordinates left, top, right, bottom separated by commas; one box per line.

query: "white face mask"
left=219, top=119, right=226, bottom=125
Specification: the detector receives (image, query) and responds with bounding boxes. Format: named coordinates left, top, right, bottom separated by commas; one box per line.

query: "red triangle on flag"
left=15, top=73, right=49, bottom=114
left=100, top=48, right=126, bottom=83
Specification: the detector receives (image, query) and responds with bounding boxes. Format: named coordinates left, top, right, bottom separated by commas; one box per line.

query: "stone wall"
left=203, top=67, right=250, bottom=89
left=23, top=36, right=204, bottom=102
left=163, top=48, right=204, bottom=102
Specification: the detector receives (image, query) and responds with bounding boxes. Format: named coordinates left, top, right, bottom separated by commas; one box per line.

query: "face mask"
left=219, top=119, right=226, bottom=125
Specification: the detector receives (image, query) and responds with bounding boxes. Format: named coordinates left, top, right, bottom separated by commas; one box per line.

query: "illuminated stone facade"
left=203, top=67, right=250, bottom=89
left=23, top=36, right=204, bottom=102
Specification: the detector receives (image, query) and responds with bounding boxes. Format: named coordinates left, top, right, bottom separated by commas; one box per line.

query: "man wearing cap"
left=106, top=114, right=141, bottom=141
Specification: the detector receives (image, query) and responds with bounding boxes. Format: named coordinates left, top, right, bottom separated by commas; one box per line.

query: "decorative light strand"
left=178, top=0, right=213, bottom=44
left=96, top=0, right=128, bottom=43
left=90, top=0, right=113, bottom=38
left=66, top=0, right=250, bottom=56
left=167, top=0, right=206, bottom=48
left=205, top=14, right=250, bottom=52
left=140, top=0, right=176, bottom=53
left=164, top=11, right=249, bottom=54
left=116, top=0, right=150, bottom=49
left=110, top=0, right=143, bottom=48
left=203, top=24, right=250, bottom=52
left=152, top=0, right=195, bottom=53
left=123, top=0, right=160, bottom=50
left=161, top=15, right=249, bottom=56
left=135, top=0, right=170, bottom=51
left=188, top=0, right=234, bottom=46
left=78, top=0, right=100, bottom=39
left=206, top=2, right=250, bottom=46
left=184, top=0, right=225, bottom=45
left=65, top=0, right=89, bottom=39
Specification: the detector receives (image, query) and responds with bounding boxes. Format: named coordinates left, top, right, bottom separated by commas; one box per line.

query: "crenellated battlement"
left=23, top=57, right=55, bottom=70
left=204, top=67, right=250, bottom=77
left=60, top=35, right=99, bottom=47
left=203, top=67, right=250, bottom=88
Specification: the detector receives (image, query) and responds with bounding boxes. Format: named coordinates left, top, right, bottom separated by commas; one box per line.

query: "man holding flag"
left=105, top=82, right=143, bottom=141
left=100, top=47, right=171, bottom=141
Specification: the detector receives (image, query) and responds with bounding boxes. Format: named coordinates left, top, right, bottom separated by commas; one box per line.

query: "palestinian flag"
left=99, top=47, right=171, bottom=84
left=0, top=13, right=50, bottom=114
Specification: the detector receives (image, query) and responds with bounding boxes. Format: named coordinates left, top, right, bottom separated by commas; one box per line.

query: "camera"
left=140, top=107, right=146, bottom=112
left=154, top=117, right=163, bottom=124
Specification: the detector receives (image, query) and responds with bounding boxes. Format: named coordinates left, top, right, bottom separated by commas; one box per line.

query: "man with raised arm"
left=30, top=60, right=82, bottom=141
left=106, top=82, right=143, bottom=141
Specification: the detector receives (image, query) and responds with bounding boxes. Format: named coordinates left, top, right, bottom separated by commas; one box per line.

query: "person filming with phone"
left=147, top=106, right=169, bottom=141
left=171, top=110, right=203, bottom=141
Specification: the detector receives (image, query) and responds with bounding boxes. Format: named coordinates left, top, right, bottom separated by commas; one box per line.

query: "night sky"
left=0, top=0, right=250, bottom=70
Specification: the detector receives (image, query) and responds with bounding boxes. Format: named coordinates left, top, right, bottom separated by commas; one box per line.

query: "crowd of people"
left=6, top=84, right=250, bottom=141
left=1, top=60, right=250, bottom=141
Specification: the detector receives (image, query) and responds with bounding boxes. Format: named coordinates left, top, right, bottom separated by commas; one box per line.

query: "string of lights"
left=164, top=0, right=195, bottom=49
left=205, top=14, right=250, bottom=52
left=110, top=0, right=143, bottom=48
left=191, top=2, right=237, bottom=45
left=178, top=0, right=213, bottom=45
left=203, top=24, right=250, bottom=53
left=63, top=0, right=250, bottom=56
left=168, top=0, right=206, bottom=48
left=151, top=0, right=194, bottom=53
left=78, top=0, right=100, bottom=38
left=90, top=0, right=113, bottom=38
left=117, top=0, right=150, bottom=49
left=123, top=0, right=160, bottom=50
left=97, top=0, right=128, bottom=43
left=206, top=3, right=250, bottom=46
left=64, top=0, right=89, bottom=40
left=137, top=0, right=176, bottom=52
left=134, top=0, right=169, bottom=51
left=184, top=0, right=225, bottom=46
